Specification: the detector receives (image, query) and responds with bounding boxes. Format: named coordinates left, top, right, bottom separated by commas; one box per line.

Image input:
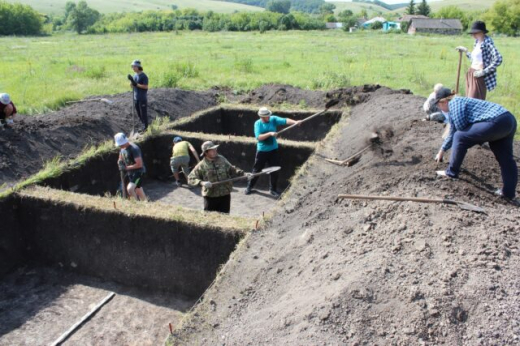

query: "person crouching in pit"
left=115, top=132, right=147, bottom=201
left=188, top=141, right=252, bottom=213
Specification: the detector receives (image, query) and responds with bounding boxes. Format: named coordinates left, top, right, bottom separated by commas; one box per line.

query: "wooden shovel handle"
left=338, top=194, right=453, bottom=204
left=276, top=109, right=327, bottom=136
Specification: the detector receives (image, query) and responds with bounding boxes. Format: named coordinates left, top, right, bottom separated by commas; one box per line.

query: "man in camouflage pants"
left=188, top=141, right=252, bottom=213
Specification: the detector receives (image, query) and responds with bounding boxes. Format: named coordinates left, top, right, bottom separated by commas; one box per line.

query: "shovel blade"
left=261, top=166, right=281, bottom=174
left=457, top=202, right=486, bottom=214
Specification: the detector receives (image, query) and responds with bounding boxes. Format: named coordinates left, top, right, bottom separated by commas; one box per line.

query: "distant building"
left=383, top=21, right=401, bottom=31
left=408, top=18, right=463, bottom=35
left=397, top=14, right=428, bottom=23
left=326, top=22, right=343, bottom=30
left=362, top=16, right=386, bottom=29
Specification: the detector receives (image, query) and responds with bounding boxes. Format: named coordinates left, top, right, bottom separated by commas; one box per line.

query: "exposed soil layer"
left=0, top=88, right=218, bottom=184
left=0, top=84, right=384, bottom=186
left=172, top=107, right=343, bottom=142
left=39, top=133, right=313, bottom=195
left=0, top=266, right=194, bottom=346
left=171, top=89, right=520, bottom=345
left=146, top=180, right=278, bottom=218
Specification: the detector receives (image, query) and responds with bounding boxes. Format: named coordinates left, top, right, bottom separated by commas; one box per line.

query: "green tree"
left=360, top=9, right=368, bottom=19
left=67, top=1, right=100, bottom=34
left=266, top=0, right=291, bottom=14
left=405, top=0, right=415, bottom=15
left=432, top=6, right=468, bottom=29
left=0, top=1, right=43, bottom=35
left=417, top=0, right=430, bottom=17
left=371, top=20, right=383, bottom=30
left=319, top=3, right=336, bottom=15
left=338, top=9, right=353, bottom=20
left=485, top=0, right=520, bottom=36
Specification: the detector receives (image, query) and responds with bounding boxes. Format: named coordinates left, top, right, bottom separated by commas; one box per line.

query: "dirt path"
left=171, top=88, right=520, bottom=345
left=145, top=180, right=278, bottom=218
left=0, top=266, right=194, bottom=346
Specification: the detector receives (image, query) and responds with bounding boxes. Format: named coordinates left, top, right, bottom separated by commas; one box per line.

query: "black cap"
left=468, top=21, right=488, bottom=34
left=433, top=87, right=454, bottom=104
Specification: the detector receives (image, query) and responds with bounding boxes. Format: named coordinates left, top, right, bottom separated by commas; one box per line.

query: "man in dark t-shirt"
left=115, top=132, right=147, bottom=201
left=0, top=93, right=17, bottom=129
left=128, top=60, right=149, bottom=132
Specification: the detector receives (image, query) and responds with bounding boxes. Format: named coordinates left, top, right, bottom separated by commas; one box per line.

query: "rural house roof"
left=326, top=22, right=343, bottom=29
left=397, top=14, right=428, bottom=22
left=410, top=18, right=463, bottom=30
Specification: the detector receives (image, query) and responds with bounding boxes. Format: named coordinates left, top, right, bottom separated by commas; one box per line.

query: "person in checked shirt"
left=432, top=85, right=518, bottom=205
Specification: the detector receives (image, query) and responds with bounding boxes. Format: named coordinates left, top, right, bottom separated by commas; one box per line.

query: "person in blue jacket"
left=245, top=107, right=301, bottom=198
left=433, top=85, right=518, bottom=205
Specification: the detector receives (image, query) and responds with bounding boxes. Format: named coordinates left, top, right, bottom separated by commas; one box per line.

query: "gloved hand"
left=271, top=132, right=278, bottom=138
left=435, top=150, right=444, bottom=163
left=118, top=160, right=126, bottom=172
left=245, top=173, right=254, bottom=181
left=455, top=46, right=468, bottom=53
left=473, top=69, right=485, bottom=78
left=202, top=181, right=213, bottom=188
left=127, top=74, right=137, bottom=86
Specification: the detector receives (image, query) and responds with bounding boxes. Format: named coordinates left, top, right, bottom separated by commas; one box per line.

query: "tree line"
left=219, top=0, right=327, bottom=14
left=1, top=0, right=519, bottom=36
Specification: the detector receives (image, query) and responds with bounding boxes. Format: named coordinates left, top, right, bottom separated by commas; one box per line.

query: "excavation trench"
left=0, top=189, right=247, bottom=345
left=171, top=106, right=343, bottom=142
left=1, top=106, right=343, bottom=345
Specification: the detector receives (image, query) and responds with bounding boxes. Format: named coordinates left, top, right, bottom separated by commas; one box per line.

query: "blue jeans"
left=446, top=112, right=518, bottom=198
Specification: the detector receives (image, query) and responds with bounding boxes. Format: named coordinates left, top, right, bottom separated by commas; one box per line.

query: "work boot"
left=270, top=190, right=280, bottom=198
left=244, top=188, right=252, bottom=195
left=176, top=180, right=182, bottom=187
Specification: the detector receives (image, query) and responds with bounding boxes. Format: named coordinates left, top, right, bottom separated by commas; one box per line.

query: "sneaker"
left=176, top=180, right=182, bottom=187
left=436, top=170, right=456, bottom=179
left=244, top=188, right=252, bottom=195
left=269, top=190, right=280, bottom=198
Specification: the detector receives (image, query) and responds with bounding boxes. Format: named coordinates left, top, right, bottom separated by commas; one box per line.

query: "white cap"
left=258, top=107, right=272, bottom=117
left=114, top=132, right=129, bottom=147
left=0, top=93, right=10, bottom=105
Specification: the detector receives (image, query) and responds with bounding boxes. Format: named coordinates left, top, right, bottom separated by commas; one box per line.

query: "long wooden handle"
left=338, top=194, right=454, bottom=205
left=455, top=50, right=463, bottom=94
left=276, top=109, right=327, bottom=135
left=120, top=171, right=127, bottom=198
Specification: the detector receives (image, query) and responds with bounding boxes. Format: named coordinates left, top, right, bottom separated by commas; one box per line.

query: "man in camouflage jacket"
left=188, top=141, right=251, bottom=213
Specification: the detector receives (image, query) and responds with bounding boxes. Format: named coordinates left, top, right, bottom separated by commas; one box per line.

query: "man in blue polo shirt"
left=245, top=107, right=301, bottom=198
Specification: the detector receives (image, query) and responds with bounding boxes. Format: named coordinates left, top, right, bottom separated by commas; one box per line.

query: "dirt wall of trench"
left=13, top=195, right=243, bottom=298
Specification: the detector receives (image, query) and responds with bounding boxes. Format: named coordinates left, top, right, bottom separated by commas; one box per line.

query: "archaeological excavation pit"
left=0, top=188, right=248, bottom=345
left=37, top=106, right=342, bottom=217
left=171, top=105, right=343, bottom=142
left=0, top=106, right=344, bottom=345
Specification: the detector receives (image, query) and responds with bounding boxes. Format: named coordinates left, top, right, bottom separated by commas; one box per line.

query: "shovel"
left=211, top=166, right=281, bottom=186
left=325, top=132, right=380, bottom=166
left=455, top=50, right=463, bottom=94
left=275, top=99, right=339, bottom=137
left=337, top=194, right=486, bottom=214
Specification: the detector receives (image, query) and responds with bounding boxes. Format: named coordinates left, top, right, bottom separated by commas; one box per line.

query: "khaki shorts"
left=170, top=155, right=190, bottom=174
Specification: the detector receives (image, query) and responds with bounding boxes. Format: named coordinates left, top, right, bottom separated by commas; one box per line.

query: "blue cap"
left=173, top=136, right=182, bottom=143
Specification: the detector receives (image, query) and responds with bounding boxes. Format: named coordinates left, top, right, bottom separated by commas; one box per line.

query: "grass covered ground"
left=7, top=0, right=263, bottom=15
left=0, top=30, right=518, bottom=118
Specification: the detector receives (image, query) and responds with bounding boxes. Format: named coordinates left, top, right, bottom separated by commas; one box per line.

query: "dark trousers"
left=134, top=100, right=148, bottom=129
left=204, top=194, right=231, bottom=214
left=247, top=149, right=279, bottom=192
left=447, top=112, right=518, bottom=198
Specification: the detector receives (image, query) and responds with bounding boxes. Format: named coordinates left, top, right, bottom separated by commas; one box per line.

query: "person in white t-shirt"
left=455, top=21, right=502, bottom=100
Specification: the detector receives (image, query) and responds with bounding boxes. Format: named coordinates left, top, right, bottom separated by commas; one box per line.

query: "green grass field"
left=1, top=30, right=518, bottom=121
left=328, top=1, right=389, bottom=16
left=429, top=0, right=498, bottom=12
left=7, top=0, right=263, bottom=15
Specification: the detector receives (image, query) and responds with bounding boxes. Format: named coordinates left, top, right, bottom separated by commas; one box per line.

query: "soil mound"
left=173, top=89, right=520, bottom=345
left=238, top=83, right=394, bottom=109
left=0, top=89, right=217, bottom=184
